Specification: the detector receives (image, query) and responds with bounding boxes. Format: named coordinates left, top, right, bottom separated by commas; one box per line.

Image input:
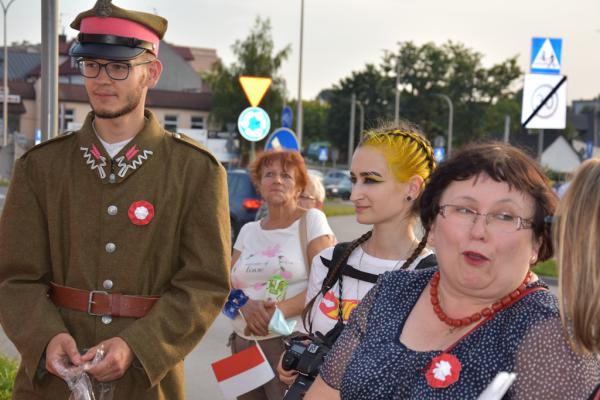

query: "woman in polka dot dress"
left=306, top=143, right=599, bottom=399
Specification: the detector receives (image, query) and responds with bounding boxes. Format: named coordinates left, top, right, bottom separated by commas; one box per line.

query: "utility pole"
left=347, top=93, right=356, bottom=166
left=1, top=0, right=16, bottom=147
left=41, top=0, right=59, bottom=141
left=503, top=115, right=510, bottom=143
left=394, top=57, right=400, bottom=124
left=356, top=100, right=364, bottom=141
left=295, top=0, right=304, bottom=149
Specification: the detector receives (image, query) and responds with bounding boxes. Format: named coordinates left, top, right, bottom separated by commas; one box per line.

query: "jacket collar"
left=78, top=109, right=164, bottom=184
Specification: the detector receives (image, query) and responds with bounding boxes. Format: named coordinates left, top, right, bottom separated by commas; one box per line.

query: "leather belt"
left=49, top=282, right=159, bottom=318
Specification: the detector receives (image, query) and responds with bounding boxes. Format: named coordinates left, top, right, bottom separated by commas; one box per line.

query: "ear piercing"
left=406, top=196, right=412, bottom=201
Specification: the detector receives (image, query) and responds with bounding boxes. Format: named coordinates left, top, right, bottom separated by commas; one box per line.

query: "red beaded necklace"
left=429, top=271, right=533, bottom=329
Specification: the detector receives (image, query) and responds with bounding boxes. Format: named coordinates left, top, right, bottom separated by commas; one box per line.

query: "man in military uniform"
left=0, top=1, right=230, bottom=399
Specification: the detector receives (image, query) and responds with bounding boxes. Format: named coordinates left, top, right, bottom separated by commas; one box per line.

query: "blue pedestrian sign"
left=237, top=107, right=271, bottom=142
left=530, top=38, right=562, bottom=75
left=318, top=146, right=328, bottom=162
left=281, top=106, right=293, bottom=129
left=265, top=128, right=300, bottom=152
left=586, top=140, right=594, bottom=160
left=434, top=147, right=445, bottom=163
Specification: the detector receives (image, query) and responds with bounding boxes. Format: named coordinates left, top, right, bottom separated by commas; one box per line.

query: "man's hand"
left=83, top=337, right=135, bottom=382
left=241, top=299, right=276, bottom=337
left=46, top=332, right=83, bottom=377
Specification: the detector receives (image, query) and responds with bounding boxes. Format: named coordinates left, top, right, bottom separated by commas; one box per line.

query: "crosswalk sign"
left=530, top=38, right=562, bottom=74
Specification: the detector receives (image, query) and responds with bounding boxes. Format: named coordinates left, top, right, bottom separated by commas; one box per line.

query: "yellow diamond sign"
left=239, top=76, right=272, bottom=107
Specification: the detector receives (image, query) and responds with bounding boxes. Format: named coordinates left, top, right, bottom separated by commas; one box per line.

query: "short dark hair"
left=250, top=150, right=308, bottom=195
left=419, top=142, right=557, bottom=262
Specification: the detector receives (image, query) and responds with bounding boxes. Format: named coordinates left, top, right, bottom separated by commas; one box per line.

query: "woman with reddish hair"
left=229, top=150, right=335, bottom=400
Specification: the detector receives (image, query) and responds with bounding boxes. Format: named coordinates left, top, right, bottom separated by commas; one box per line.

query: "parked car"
left=325, top=176, right=352, bottom=200
left=227, top=170, right=262, bottom=243
left=323, top=169, right=350, bottom=186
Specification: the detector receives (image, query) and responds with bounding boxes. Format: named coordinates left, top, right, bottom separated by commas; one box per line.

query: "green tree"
left=286, top=99, right=330, bottom=144
left=383, top=41, right=523, bottom=145
left=321, top=41, right=523, bottom=160
left=323, top=64, right=395, bottom=163
left=204, top=17, right=291, bottom=159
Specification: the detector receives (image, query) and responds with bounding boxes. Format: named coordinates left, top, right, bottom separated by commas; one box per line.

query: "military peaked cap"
left=69, top=0, right=168, bottom=61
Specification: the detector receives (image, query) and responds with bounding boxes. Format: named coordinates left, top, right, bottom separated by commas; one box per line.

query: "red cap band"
left=80, top=16, right=160, bottom=55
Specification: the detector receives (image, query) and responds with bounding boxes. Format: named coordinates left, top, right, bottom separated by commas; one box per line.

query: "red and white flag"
left=211, top=344, right=275, bottom=399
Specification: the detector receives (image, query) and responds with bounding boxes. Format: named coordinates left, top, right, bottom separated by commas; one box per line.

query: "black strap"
left=319, top=243, right=438, bottom=291
left=587, top=382, right=600, bottom=400
left=77, top=33, right=156, bottom=52
left=414, top=253, right=437, bottom=270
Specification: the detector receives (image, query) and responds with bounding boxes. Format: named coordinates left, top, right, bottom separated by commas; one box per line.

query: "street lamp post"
left=1, top=0, right=16, bottom=148
left=356, top=100, right=364, bottom=140
left=296, top=0, right=304, bottom=149
left=394, top=57, right=400, bottom=124
left=431, top=93, right=454, bottom=157
left=348, top=93, right=356, bottom=166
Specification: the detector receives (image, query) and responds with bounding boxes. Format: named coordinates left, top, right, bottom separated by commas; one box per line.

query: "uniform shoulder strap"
left=170, top=132, right=221, bottom=166
left=20, top=131, right=74, bottom=158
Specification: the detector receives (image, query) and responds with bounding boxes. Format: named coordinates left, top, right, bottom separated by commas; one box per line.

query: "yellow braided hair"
left=359, top=123, right=436, bottom=185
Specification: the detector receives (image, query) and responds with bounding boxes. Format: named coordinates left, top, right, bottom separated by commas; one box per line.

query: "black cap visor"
left=69, top=42, right=146, bottom=61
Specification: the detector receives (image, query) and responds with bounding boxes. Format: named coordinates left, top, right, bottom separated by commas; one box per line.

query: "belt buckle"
left=88, top=290, right=109, bottom=316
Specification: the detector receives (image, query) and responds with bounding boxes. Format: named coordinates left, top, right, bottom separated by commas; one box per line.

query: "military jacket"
left=0, top=110, right=231, bottom=399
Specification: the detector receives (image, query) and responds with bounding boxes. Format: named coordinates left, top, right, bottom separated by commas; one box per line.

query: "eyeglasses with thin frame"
left=438, top=204, right=534, bottom=234
left=77, top=59, right=153, bottom=80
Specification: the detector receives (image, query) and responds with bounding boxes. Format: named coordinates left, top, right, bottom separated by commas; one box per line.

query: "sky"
left=7, top=0, right=600, bottom=103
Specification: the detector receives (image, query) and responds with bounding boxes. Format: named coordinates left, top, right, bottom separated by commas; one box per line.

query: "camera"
left=282, top=336, right=331, bottom=400
left=281, top=322, right=344, bottom=400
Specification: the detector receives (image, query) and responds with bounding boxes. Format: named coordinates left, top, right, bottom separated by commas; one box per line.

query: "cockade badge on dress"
left=128, top=200, right=155, bottom=225
left=426, top=353, right=462, bottom=388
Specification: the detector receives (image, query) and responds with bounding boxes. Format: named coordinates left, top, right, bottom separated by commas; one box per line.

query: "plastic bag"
left=52, top=345, right=115, bottom=400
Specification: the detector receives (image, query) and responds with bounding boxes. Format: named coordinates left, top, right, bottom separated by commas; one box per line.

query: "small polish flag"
left=211, top=345, right=275, bottom=399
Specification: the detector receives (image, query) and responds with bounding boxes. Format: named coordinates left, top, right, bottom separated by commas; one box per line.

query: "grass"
left=0, top=355, right=17, bottom=400
left=323, top=199, right=355, bottom=217
left=0, top=179, right=8, bottom=187
left=532, top=258, right=558, bottom=278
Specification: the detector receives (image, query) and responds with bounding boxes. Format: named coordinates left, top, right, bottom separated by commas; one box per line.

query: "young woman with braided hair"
left=277, top=122, right=437, bottom=386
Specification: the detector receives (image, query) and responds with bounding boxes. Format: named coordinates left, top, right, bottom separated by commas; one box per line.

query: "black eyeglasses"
left=77, top=59, right=153, bottom=80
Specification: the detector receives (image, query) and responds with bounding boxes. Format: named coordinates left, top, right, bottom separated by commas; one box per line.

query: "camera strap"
left=319, top=242, right=437, bottom=325
left=319, top=243, right=437, bottom=290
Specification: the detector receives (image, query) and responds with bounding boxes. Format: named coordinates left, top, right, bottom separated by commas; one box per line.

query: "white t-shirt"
left=231, top=208, right=334, bottom=339
left=305, top=245, right=434, bottom=335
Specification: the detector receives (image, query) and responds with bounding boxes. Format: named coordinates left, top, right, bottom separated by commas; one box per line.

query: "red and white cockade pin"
left=128, top=201, right=155, bottom=226
left=425, top=353, right=462, bottom=388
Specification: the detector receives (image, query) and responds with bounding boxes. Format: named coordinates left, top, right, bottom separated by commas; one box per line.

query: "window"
left=61, top=108, right=75, bottom=131
left=191, top=116, right=205, bottom=129
left=164, top=115, right=178, bottom=132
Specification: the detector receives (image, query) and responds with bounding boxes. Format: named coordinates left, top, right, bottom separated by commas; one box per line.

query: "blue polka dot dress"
left=319, top=268, right=599, bottom=399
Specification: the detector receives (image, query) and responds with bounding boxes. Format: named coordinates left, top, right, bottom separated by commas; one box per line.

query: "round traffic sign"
left=265, top=128, right=300, bottom=152
left=237, top=107, right=271, bottom=142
